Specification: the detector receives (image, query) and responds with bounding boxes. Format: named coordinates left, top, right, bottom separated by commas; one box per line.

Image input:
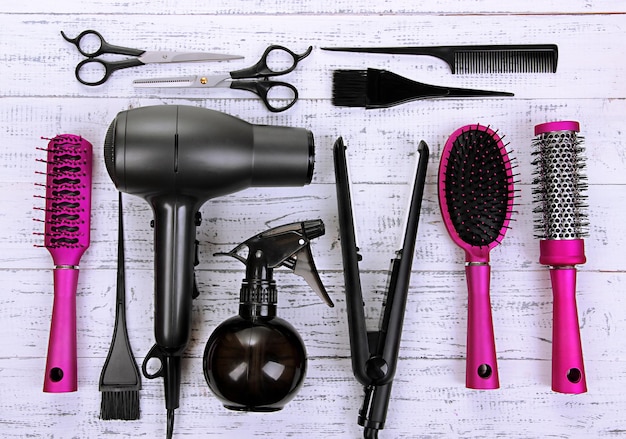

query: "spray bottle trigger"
left=284, top=245, right=334, bottom=307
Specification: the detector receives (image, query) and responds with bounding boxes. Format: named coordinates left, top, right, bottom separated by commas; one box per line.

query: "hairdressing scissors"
left=133, top=45, right=313, bottom=112
left=61, top=29, right=243, bottom=86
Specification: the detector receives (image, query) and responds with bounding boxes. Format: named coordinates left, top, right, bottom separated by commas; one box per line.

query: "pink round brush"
left=36, top=134, right=93, bottom=392
left=438, top=124, right=515, bottom=389
left=532, top=121, right=587, bottom=394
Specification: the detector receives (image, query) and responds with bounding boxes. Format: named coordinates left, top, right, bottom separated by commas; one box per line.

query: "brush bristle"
left=440, top=125, right=516, bottom=247
left=100, top=390, right=140, bottom=420
left=35, top=135, right=93, bottom=265
left=454, top=49, right=557, bottom=74
left=531, top=129, right=588, bottom=240
left=332, top=70, right=368, bottom=107
left=42, top=135, right=91, bottom=248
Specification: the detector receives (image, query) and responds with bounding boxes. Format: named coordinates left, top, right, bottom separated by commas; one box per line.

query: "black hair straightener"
left=333, top=137, right=429, bottom=438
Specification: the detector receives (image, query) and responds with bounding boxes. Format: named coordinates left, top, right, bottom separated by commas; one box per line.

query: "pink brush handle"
left=43, top=268, right=78, bottom=392
left=551, top=267, right=587, bottom=394
left=465, top=263, right=499, bottom=389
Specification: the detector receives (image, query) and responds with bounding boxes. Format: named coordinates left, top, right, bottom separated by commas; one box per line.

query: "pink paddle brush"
left=532, top=121, right=588, bottom=394
left=35, top=134, right=93, bottom=392
left=438, top=124, right=516, bottom=389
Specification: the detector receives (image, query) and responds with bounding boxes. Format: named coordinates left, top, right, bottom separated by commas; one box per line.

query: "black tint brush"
left=99, top=192, right=141, bottom=420
left=323, top=44, right=558, bottom=74
left=332, top=68, right=513, bottom=109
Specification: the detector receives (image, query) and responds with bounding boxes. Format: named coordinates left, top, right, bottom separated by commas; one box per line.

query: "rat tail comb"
left=532, top=121, right=588, bottom=394
left=35, top=134, right=93, bottom=392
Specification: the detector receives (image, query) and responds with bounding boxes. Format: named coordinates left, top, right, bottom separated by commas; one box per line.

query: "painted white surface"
left=1, top=2, right=625, bottom=438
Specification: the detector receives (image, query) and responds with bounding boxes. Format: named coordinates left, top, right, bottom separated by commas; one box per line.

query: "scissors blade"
left=133, top=74, right=231, bottom=88
left=139, top=51, right=243, bottom=64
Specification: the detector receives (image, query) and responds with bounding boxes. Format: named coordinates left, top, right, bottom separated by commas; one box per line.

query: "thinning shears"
left=133, top=45, right=313, bottom=112
left=61, top=29, right=243, bottom=86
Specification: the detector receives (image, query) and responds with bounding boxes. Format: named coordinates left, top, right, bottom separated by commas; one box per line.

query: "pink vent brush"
left=532, top=121, right=588, bottom=394
left=36, top=134, right=93, bottom=393
left=438, top=124, right=516, bottom=389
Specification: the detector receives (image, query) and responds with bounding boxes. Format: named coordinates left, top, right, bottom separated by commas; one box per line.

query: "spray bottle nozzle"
left=301, top=218, right=325, bottom=240
left=215, top=219, right=333, bottom=307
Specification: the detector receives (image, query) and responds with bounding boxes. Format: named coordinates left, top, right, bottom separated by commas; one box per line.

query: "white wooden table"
left=2, top=2, right=625, bottom=438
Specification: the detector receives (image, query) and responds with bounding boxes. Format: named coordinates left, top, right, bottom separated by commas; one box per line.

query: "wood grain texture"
left=3, top=1, right=626, bottom=14
left=1, top=2, right=625, bottom=438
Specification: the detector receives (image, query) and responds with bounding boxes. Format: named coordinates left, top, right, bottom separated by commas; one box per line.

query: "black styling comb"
left=322, top=44, right=558, bottom=74
left=332, top=68, right=513, bottom=109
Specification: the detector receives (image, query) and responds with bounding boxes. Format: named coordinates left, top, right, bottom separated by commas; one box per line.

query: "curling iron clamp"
left=333, top=137, right=429, bottom=438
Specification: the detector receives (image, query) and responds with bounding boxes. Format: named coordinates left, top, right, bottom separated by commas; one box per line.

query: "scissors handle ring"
left=75, top=57, right=144, bottom=86
left=61, top=29, right=144, bottom=58
left=230, top=80, right=299, bottom=112
left=230, top=45, right=313, bottom=79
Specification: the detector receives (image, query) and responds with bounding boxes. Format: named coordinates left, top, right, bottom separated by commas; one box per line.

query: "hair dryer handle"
left=465, top=263, right=500, bottom=390
left=152, top=197, right=198, bottom=353
left=551, top=267, right=587, bottom=394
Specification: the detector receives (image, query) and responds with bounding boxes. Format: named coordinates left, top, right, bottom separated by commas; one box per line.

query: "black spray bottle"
left=203, top=220, right=333, bottom=411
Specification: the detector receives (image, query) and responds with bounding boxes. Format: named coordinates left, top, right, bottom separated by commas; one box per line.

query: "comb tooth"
left=454, top=49, right=556, bottom=74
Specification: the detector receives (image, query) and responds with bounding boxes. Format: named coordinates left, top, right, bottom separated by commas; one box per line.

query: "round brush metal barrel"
left=532, top=120, right=588, bottom=394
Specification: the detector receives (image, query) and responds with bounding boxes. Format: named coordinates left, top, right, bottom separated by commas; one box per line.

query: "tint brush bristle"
left=332, top=70, right=368, bottom=107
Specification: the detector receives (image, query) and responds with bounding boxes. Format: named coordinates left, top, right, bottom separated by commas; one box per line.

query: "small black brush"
left=332, top=68, right=513, bottom=108
left=322, top=44, right=558, bottom=74
left=99, top=192, right=141, bottom=420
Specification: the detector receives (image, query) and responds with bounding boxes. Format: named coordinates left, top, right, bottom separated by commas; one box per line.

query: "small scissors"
left=61, top=29, right=243, bottom=86
left=133, top=45, right=313, bottom=112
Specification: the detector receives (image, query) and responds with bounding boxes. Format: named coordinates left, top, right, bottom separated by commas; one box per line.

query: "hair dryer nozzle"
left=104, top=105, right=315, bottom=198
left=250, top=126, right=315, bottom=186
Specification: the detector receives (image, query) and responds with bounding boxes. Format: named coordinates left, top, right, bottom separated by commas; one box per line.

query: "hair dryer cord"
left=166, top=409, right=175, bottom=439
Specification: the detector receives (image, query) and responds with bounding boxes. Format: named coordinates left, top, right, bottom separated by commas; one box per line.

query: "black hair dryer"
left=103, top=105, right=315, bottom=438
left=203, top=220, right=333, bottom=411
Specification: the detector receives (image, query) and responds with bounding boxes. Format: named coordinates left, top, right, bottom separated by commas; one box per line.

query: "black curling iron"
left=333, top=138, right=429, bottom=438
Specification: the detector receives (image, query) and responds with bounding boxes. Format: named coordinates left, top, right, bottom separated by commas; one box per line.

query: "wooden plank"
left=4, top=98, right=626, bottom=184
left=1, top=356, right=625, bottom=438
left=3, top=1, right=625, bottom=14
left=8, top=175, right=626, bottom=272
left=3, top=267, right=622, bottom=362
